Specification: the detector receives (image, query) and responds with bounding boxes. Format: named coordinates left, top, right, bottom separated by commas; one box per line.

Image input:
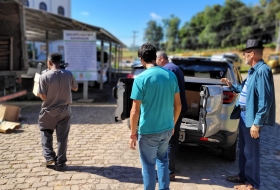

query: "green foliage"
left=162, top=15, right=181, bottom=52
left=143, top=20, right=163, bottom=49
left=143, top=0, right=280, bottom=51
left=264, top=43, right=276, bottom=49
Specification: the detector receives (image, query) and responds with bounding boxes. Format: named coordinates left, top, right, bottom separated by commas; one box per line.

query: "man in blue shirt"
left=221, top=39, right=276, bottom=190
left=156, top=51, right=188, bottom=181
left=129, top=43, right=182, bottom=190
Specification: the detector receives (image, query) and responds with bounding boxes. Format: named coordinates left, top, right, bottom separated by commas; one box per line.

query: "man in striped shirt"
left=220, top=39, right=275, bottom=190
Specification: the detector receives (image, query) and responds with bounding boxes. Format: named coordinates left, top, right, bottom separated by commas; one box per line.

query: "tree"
left=143, top=0, right=279, bottom=51
left=257, top=0, right=280, bottom=42
left=143, top=20, right=163, bottom=49
left=199, top=5, right=222, bottom=48
left=162, top=15, right=180, bottom=52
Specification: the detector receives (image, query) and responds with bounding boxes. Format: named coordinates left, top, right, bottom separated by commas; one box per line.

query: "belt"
left=240, top=106, right=246, bottom=111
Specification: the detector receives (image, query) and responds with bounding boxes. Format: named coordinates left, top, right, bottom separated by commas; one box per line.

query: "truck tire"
left=222, top=140, right=237, bottom=161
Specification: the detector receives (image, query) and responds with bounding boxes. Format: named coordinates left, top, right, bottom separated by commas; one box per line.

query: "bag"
left=230, top=105, right=241, bottom=119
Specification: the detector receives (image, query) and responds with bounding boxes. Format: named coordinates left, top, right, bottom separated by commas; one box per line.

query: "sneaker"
left=45, top=160, right=55, bottom=166
left=55, top=164, right=67, bottom=171
left=170, top=173, right=175, bottom=181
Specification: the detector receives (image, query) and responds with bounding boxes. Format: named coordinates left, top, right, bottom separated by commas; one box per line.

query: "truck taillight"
left=223, top=91, right=236, bottom=104
left=126, top=74, right=134, bottom=78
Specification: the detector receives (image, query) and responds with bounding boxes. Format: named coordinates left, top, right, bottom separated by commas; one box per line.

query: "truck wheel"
left=222, top=140, right=237, bottom=161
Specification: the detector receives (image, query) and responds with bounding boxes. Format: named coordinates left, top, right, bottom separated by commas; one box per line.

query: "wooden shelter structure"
left=0, top=0, right=125, bottom=98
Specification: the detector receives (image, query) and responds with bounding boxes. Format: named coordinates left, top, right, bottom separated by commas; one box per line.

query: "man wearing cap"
left=220, top=39, right=275, bottom=190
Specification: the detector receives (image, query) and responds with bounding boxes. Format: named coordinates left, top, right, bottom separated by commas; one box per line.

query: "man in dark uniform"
left=37, top=53, right=78, bottom=171
left=156, top=51, right=188, bottom=181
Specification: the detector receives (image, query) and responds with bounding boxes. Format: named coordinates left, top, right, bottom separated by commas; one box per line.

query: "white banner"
left=64, top=30, right=97, bottom=81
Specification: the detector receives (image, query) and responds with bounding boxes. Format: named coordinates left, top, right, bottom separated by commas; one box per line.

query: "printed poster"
left=64, top=30, right=97, bottom=81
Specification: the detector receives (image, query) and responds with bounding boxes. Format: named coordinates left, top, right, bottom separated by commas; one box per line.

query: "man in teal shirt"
left=221, top=39, right=275, bottom=190
left=129, top=43, right=181, bottom=190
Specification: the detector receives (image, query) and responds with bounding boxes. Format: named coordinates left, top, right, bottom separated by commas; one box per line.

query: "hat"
left=242, top=39, right=264, bottom=51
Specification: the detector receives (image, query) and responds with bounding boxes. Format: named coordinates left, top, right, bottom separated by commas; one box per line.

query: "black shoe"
left=55, top=164, right=67, bottom=171
left=227, top=175, right=246, bottom=184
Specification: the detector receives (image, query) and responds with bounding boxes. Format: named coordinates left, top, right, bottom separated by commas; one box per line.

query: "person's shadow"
left=47, top=165, right=143, bottom=183
left=46, top=165, right=191, bottom=184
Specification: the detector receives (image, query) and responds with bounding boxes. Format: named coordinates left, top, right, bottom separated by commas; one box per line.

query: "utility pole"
left=276, top=19, right=280, bottom=53
left=132, top=31, right=138, bottom=60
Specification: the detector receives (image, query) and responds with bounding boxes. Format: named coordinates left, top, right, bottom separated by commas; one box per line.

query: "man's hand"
left=250, top=125, right=260, bottom=139
left=220, top=78, right=232, bottom=87
left=129, top=138, right=137, bottom=150
left=172, top=128, right=174, bottom=136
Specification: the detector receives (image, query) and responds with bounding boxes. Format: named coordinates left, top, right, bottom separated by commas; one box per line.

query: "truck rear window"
left=172, top=59, right=228, bottom=79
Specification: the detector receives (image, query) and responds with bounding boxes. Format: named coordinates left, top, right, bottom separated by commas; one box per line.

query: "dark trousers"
left=238, top=111, right=260, bottom=189
left=168, top=112, right=184, bottom=174
left=40, top=115, right=71, bottom=166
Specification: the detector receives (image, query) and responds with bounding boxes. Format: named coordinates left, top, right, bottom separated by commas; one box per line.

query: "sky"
left=72, top=0, right=260, bottom=47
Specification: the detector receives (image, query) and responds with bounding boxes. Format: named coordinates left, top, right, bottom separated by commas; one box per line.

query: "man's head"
left=242, top=39, right=263, bottom=66
left=156, top=51, right=169, bottom=66
left=48, top=53, right=62, bottom=68
left=138, top=43, right=157, bottom=67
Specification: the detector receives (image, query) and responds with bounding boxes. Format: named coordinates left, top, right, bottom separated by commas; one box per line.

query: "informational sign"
left=63, top=30, right=97, bottom=81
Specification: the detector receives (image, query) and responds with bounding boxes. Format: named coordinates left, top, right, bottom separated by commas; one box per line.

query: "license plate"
left=179, top=131, right=185, bottom=142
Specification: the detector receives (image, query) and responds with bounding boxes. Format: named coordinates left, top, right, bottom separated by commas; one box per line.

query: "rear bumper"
left=179, top=129, right=238, bottom=147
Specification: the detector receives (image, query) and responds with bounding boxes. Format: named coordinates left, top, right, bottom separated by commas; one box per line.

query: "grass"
left=122, top=50, right=138, bottom=61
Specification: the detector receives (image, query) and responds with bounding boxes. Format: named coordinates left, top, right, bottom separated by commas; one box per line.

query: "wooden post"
left=120, top=46, right=123, bottom=74
left=118, top=46, right=121, bottom=75
left=32, top=41, right=35, bottom=60
left=100, top=40, right=104, bottom=90
left=45, top=30, right=49, bottom=64
left=114, top=44, right=117, bottom=78
left=10, top=37, right=13, bottom=71
left=19, top=4, right=28, bottom=70
left=108, top=41, right=112, bottom=83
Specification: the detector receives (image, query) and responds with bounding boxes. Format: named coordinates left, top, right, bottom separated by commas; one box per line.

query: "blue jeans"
left=138, top=129, right=172, bottom=190
left=238, top=111, right=260, bottom=189
left=168, top=112, right=185, bottom=174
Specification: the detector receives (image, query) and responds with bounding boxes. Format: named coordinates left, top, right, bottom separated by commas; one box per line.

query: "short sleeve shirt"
left=130, top=66, right=179, bottom=134
left=39, top=69, right=78, bottom=114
